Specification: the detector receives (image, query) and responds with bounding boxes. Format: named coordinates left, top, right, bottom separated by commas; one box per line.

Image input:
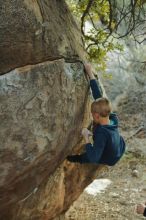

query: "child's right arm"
left=84, top=63, right=103, bottom=100
left=90, top=79, right=103, bottom=100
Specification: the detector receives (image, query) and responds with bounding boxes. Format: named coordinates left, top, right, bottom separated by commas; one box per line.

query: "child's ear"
left=95, top=113, right=99, bottom=119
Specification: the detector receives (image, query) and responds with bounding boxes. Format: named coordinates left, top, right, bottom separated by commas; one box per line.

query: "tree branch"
left=81, top=0, right=94, bottom=36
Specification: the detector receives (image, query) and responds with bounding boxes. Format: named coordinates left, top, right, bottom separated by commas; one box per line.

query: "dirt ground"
left=64, top=87, right=146, bottom=220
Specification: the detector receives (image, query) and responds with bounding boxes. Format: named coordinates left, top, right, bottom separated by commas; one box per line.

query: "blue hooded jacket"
left=79, top=79, right=126, bottom=166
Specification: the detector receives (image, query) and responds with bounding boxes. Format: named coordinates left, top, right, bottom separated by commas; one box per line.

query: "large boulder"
left=0, top=1, right=106, bottom=219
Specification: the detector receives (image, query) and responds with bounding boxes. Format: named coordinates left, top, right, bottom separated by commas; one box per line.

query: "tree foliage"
left=66, top=0, right=146, bottom=71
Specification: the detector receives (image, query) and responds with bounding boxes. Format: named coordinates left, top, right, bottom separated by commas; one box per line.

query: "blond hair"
left=91, top=97, right=112, bottom=117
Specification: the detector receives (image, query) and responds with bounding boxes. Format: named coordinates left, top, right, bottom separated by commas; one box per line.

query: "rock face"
left=0, top=0, right=84, bottom=75
left=0, top=1, right=106, bottom=219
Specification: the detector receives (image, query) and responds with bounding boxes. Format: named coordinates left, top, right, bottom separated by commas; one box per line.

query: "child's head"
left=91, top=97, right=112, bottom=124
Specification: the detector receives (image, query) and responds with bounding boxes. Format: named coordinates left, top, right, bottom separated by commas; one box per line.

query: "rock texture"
left=0, top=0, right=84, bottom=75
left=0, top=1, right=106, bottom=219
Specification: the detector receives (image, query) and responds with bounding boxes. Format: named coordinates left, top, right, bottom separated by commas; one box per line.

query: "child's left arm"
left=67, top=132, right=107, bottom=164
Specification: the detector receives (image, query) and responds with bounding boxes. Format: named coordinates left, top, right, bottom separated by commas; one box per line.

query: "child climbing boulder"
left=67, top=63, right=126, bottom=165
